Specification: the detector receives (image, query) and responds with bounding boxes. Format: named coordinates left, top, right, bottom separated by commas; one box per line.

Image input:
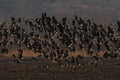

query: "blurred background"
left=0, top=0, right=120, bottom=24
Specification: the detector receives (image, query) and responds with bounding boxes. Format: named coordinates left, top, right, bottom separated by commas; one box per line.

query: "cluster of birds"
left=0, top=13, right=120, bottom=65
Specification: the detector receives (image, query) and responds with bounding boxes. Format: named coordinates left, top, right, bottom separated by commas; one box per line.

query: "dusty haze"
left=0, top=0, right=120, bottom=24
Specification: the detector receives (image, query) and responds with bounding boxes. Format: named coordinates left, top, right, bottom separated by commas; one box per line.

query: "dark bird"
left=103, top=52, right=111, bottom=58
left=12, top=54, right=16, bottom=58
left=16, top=59, right=21, bottom=63
left=11, top=17, right=16, bottom=23
left=117, top=21, right=120, bottom=32
left=92, top=55, right=99, bottom=61
left=32, top=57, right=37, bottom=61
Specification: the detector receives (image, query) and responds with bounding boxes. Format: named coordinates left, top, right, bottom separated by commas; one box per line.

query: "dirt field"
left=0, top=57, right=120, bottom=80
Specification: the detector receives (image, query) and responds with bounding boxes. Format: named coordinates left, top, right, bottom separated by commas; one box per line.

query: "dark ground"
left=0, top=57, right=120, bottom=80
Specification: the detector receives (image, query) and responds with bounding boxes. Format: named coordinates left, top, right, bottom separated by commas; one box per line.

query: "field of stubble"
left=0, top=58, right=120, bottom=80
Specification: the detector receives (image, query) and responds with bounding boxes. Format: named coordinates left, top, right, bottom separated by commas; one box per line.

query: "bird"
left=16, top=59, right=21, bottom=63
left=32, top=57, right=37, bottom=61
left=12, top=54, right=16, bottom=58
left=117, top=21, right=120, bottom=32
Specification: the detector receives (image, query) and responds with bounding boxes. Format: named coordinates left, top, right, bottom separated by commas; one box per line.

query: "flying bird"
left=117, top=21, right=120, bottom=32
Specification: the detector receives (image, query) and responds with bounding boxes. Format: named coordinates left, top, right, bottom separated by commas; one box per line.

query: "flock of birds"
left=0, top=13, right=120, bottom=65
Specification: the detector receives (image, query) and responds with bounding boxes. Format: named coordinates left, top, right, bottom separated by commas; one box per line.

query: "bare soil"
left=0, top=57, right=120, bottom=80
